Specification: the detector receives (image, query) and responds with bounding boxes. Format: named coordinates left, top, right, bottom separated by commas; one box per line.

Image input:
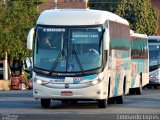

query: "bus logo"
left=74, top=77, right=82, bottom=83
left=65, top=84, right=69, bottom=88
left=68, top=64, right=74, bottom=71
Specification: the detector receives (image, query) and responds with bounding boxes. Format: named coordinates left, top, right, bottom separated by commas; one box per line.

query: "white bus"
left=27, top=9, right=131, bottom=108
left=148, top=36, right=160, bottom=88
left=130, top=31, right=149, bottom=94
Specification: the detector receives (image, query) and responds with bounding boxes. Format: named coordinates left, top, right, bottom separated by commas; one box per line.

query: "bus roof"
left=130, top=32, right=147, bottom=39
left=37, top=9, right=129, bottom=26
left=148, top=36, right=160, bottom=40
left=148, top=36, right=160, bottom=44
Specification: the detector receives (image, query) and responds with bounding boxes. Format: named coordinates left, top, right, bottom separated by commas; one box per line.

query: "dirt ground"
left=0, top=80, right=10, bottom=90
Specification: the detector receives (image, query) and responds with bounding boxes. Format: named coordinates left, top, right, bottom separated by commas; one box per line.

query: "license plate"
left=50, top=79, right=65, bottom=83
left=61, top=91, right=73, bottom=96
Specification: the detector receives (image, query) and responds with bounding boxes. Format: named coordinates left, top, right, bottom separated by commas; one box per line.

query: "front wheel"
left=98, top=99, right=107, bottom=108
left=41, top=99, right=51, bottom=108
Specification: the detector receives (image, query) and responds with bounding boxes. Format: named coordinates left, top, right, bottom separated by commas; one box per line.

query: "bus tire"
left=136, top=83, right=142, bottom=95
left=108, top=97, right=116, bottom=104
left=116, top=94, right=124, bottom=104
left=41, top=99, right=51, bottom=108
left=129, top=89, right=135, bottom=95
left=136, top=74, right=142, bottom=95
left=98, top=99, right=107, bottom=108
left=116, top=78, right=125, bottom=104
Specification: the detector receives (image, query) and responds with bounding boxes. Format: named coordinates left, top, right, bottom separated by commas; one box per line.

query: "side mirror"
left=27, top=28, right=35, bottom=50
left=103, top=28, right=110, bottom=50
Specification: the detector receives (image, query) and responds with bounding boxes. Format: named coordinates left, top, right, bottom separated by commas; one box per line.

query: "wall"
left=37, top=0, right=88, bottom=13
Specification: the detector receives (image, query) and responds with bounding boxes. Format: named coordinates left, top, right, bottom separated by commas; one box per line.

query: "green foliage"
left=88, top=0, right=159, bottom=35
left=88, top=0, right=120, bottom=13
left=0, top=0, right=44, bottom=61
left=115, top=0, right=159, bottom=35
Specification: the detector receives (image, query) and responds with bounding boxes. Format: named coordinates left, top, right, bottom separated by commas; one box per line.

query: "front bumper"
left=33, top=81, right=107, bottom=100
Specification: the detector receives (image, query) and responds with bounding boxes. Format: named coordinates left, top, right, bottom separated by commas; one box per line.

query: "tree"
left=0, top=1, right=8, bottom=59
left=0, top=0, right=44, bottom=61
left=115, top=0, right=159, bottom=35
left=88, top=0, right=159, bottom=35
left=88, top=0, right=120, bottom=13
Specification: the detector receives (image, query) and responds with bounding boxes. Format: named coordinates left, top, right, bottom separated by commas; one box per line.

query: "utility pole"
left=3, top=52, right=8, bottom=80
left=3, top=0, right=6, bottom=4
left=84, top=0, right=88, bottom=8
left=54, top=0, right=57, bottom=9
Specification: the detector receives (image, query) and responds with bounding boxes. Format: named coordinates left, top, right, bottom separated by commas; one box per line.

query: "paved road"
left=0, top=89, right=160, bottom=120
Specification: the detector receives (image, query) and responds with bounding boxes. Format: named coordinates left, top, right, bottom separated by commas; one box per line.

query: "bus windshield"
left=34, top=26, right=103, bottom=73
left=149, top=45, right=160, bottom=66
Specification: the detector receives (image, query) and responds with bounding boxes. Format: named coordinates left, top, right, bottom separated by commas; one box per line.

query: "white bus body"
left=148, top=36, right=160, bottom=87
left=27, top=9, right=131, bottom=108
left=130, top=31, right=149, bottom=94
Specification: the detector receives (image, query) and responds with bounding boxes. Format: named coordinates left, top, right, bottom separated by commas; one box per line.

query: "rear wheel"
left=135, top=83, right=142, bottom=95
left=116, top=79, right=125, bottom=104
left=41, top=99, right=51, bottom=108
left=136, top=74, right=142, bottom=95
left=116, top=94, right=124, bottom=104
left=129, top=89, right=136, bottom=95
left=108, top=97, right=116, bottom=104
left=98, top=99, right=107, bottom=108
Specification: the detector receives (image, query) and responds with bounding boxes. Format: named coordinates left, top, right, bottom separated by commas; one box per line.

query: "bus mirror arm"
left=27, top=28, right=35, bottom=50
left=99, top=29, right=105, bottom=53
left=103, top=28, right=110, bottom=50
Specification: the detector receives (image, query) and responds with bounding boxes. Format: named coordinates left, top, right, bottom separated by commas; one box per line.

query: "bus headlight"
left=86, top=78, right=102, bottom=86
left=34, top=79, right=49, bottom=85
left=36, top=79, right=43, bottom=84
left=92, top=79, right=100, bottom=85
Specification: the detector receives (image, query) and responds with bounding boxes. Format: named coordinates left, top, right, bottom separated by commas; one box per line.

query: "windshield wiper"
left=49, top=50, right=63, bottom=75
left=36, top=31, right=39, bottom=54
left=99, top=29, right=105, bottom=53
left=49, top=39, right=66, bottom=75
left=72, top=45, right=85, bottom=75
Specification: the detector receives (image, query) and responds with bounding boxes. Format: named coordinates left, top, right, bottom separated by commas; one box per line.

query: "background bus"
left=148, top=36, right=160, bottom=88
left=0, top=60, right=3, bottom=79
left=27, top=9, right=131, bottom=108
left=129, top=31, right=149, bottom=94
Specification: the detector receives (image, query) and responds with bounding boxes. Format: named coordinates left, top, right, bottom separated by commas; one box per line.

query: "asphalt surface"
left=0, top=88, right=160, bottom=120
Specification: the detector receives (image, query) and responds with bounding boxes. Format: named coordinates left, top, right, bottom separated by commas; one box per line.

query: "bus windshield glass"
left=149, top=44, right=160, bottom=66
left=34, top=26, right=103, bottom=73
